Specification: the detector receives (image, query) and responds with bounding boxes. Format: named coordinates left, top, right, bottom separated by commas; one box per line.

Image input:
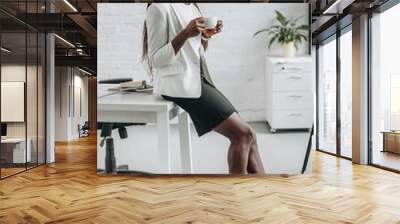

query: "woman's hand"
left=172, top=17, right=205, bottom=55
left=184, top=17, right=205, bottom=38
left=202, top=20, right=223, bottom=39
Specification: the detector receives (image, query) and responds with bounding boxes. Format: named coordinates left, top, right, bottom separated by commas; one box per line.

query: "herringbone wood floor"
left=1, top=135, right=400, bottom=224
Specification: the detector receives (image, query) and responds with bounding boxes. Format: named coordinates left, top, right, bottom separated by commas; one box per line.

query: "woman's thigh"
left=214, top=112, right=252, bottom=141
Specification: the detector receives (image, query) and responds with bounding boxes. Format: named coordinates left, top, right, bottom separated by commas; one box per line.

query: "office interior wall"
left=1, top=65, right=30, bottom=138
left=1, top=63, right=46, bottom=163
left=72, top=74, right=89, bottom=138
left=1, top=31, right=46, bottom=177
left=55, top=67, right=89, bottom=141
left=98, top=3, right=310, bottom=121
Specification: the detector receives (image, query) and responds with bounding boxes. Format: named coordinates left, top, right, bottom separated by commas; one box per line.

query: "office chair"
left=98, top=78, right=145, bottom=173
left=79, top=121, right=90, bottom=138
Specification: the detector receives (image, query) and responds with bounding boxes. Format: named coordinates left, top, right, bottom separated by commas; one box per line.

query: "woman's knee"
left=214, top=113, right=255, bottom=145
left=231, top=126, right=254, bottom=146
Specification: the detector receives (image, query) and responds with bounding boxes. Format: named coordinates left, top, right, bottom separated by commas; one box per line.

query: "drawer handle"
left=282, top=67, right=303, bottom=71
left=288, top=95, right=303, bottom=99
left=288, top=76, right=302, bottom=80
left=289, top=113, right=303, bottom=117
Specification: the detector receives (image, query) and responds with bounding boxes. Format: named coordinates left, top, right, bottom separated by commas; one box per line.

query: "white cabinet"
left=265, top=57, right=314, bottom=132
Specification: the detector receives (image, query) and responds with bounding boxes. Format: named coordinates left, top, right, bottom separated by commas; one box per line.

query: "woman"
left=143, top=3, right=265, bottom=174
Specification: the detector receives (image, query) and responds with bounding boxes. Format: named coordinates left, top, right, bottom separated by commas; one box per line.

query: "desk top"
left=381, top=131, right=400, bottom=134
left=98, top=92, right=176, bottom=112
left=1, top=138, right=27, bottom=143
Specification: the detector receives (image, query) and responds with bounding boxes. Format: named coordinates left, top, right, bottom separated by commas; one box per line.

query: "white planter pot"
left=283, top=42, right=296, bottom=58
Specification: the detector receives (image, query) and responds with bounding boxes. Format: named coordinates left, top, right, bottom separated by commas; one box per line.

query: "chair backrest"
left=82, top=121, right=90, bottom=129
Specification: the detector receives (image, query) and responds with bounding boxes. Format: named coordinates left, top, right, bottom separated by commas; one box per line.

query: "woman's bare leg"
left=247, top=132, right=265, bottom=174
left=214, top=113, right=264, bottom=174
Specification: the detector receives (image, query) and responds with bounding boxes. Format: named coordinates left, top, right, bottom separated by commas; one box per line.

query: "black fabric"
left=162, top=78, right=237, bottom=136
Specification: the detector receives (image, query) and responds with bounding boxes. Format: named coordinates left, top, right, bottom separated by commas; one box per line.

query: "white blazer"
left=145, top=3, right=211, bottom=98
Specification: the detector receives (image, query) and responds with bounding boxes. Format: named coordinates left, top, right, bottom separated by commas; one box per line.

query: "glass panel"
left=26, top=0, right=39, bottom=169
left=318, top=38, right=337, bottom=154
left=27, top=31, right=38, bottom=169
left=0, top=1, right=46, bottom=178
left=371, top=4, right=400, bottom=171
left=1, top=31, right=27, bottom=177
left=340, top=30, right=352, bottom=158
left=38, top=32, right=45, bottom=165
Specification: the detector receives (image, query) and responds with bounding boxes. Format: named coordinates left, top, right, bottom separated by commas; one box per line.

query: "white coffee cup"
left=203, top=17, right=218, bottom=29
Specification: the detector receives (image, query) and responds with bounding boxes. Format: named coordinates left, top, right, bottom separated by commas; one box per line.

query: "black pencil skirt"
left=162, top=77, right=237, bottom=137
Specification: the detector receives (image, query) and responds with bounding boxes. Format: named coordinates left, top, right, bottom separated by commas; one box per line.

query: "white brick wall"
left=98, top=3, right=310, bottom=121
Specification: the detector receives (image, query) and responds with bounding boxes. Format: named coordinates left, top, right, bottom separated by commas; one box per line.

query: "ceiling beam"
left=55, top=55, right=96, bottom=72
left=67, top=13, right=97, bottom=39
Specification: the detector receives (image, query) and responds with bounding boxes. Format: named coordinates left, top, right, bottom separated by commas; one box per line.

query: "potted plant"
left=254, top=10, right=309, bottom=58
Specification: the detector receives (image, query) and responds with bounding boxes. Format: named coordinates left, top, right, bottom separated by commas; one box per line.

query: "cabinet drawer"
left=272, top=63, right=311, bottom=74
left=272, top=92, right=313, bottom=109
left=273, top=73, right=312, bottom=91
left=269, top=109, right=313, bottom=129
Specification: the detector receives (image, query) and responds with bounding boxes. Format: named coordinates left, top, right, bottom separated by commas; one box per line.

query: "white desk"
left=1, top=138, right=31, bottom=163
left=98, top=92, right=193, bottom=174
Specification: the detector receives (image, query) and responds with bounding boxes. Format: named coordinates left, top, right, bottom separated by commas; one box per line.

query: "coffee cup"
left=203, top=17, right=218, bottom=29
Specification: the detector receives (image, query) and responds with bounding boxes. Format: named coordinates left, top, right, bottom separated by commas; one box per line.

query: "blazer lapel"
left=169, top=4, right=199, bottom=57
left=170, top=4, right=187, bottom=32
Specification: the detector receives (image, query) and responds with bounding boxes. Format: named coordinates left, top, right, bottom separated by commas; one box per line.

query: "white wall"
left=1, top=65, right=38, bottom=138
left=55, top=67, right=89, bottom=141
left=1, top=64, right=47, bottom=163
left=98, top=3, right=310, bottom=121
left=55, top=67, right=69, bottom=141
left=72, top=74, right=89, bottom=138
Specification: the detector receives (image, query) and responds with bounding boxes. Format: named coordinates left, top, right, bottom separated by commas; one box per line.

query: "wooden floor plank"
left=0, top=135, right=400, bottom=224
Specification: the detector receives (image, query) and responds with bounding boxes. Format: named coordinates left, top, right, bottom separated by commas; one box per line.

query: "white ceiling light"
left=323, top=0, right=354, bottom=15
left=78, top=67, right=93, bottom=76
left=1, top=47, right=11, bottom=53
left=54, top=34, right=75, bottom=48
left=63, top=0, right=78, bottom=12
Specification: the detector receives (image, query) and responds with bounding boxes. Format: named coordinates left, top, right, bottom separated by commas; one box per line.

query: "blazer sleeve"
left=146, top=4, right=179, bottom=69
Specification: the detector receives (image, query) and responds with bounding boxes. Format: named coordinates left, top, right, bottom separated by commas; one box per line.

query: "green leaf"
left=253, top=29, right=269, bottom=37
left=268, top=25, right=280, bottom=30
left=275, top=10, right=288, bottom=26
left=293, top=16, right=304, bottom=24
left=299, top=33, right=308, bottom=41
left=268, top=36, right=278, bottom=49
left=258, top=11, right=309, bottom=48
left=296, top=24, right=309, bottom=30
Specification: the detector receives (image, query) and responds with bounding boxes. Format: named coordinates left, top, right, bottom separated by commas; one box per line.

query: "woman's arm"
left=146, top=5, right=176, bottom=68
left=172, top=18, right=205, bottom=54
left=146, top=5, right=204, bottom=68
left=201, top=20, right=223, bottom=51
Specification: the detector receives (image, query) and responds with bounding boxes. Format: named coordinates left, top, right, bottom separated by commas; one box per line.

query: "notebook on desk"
left=107, top=80, right=153, bottom=93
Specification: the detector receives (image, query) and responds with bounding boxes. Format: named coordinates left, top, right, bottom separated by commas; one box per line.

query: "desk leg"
left=157, top=111, right=171, bottom=174
left=178, top=111, right=193, bottom=174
